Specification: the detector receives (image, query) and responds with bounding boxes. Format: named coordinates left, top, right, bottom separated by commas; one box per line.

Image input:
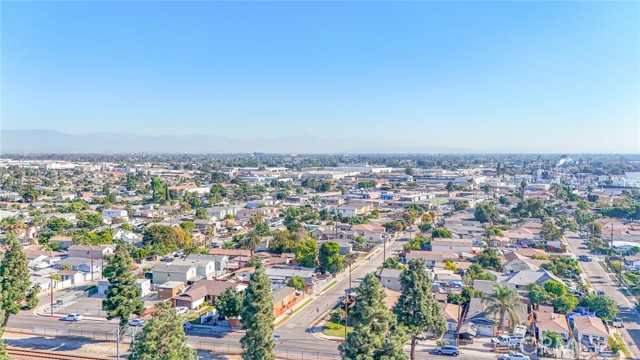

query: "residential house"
left=152, top=264, right=198, bottom=285
left=272, top=286, right=303, bottom=317
left=101, top=208, right=129, bottom=220
left=172, top=280, right=236, bottom=310
left=404, top=250, right=459, bottom=267
left=157, top=281, right=186, bottom=300
left=68, top=245, right=115, bottom=260
left=500, top=269, right=563, bottom=292
left=440, top=302, right=462, bottom=332
left=264, top=267, right=315, bottom=288
left=55, top=257, right=102, bottom=274
left=48, top=235, right=74, bottom=250
left=573, top=315, right=608, bottom=346
left=534, top=308, right=570, bottom=342
left=376, top=268, right=403, bottom=292
left=431, top=238, right=473, bottom=255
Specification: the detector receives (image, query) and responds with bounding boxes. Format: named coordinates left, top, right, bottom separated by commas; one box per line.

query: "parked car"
left=128, top=318, right=145, bottom=326
left=491, top=335, right=524, bottom=346
left=160, top=257, right=174, bottom=262
left=175, top=307, right=188, bottom=315
left=611, top=317, right=624, bottom=328
left=434, top=345, right=459, bottom=356
left=498, top=353, right=531, bottom=360
left=183, top=322, right=193, bottom=330
left=597, top=290, right=606, bottom=296
left=578, top=255, right=592, bottom=262
left=61, top=313, right=83, bottom=322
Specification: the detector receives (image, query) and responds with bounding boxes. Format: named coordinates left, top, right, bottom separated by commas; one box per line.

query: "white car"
left=61, top=313, right=83, bottom=322
left=499, top=353, right=531, bottom=360
left=174, top=307, right=188, bottom=315
left=128, top=318, right=145, bottom=326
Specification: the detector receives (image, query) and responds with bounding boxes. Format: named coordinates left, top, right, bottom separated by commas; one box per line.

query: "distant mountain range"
left=0, top=129, right=532, bottom=154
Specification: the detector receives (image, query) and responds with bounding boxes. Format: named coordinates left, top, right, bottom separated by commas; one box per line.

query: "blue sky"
left=2, top=1, right=638, bottom=153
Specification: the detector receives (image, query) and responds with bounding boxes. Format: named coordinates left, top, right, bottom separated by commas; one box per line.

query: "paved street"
left=565, top=232, right=640, bottom=358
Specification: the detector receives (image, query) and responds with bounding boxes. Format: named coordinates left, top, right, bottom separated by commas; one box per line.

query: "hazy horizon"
left=2, top=1, right=639, bottom=153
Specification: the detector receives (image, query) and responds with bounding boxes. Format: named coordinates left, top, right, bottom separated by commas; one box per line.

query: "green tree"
left=47, top=217, right=72, bottom=233
left=477, top=248, right=501, bottom=270
left=382, top=257, right=405, bottom=270
left=240, top=266, right=275, bottom=360
left=150, top=177, right=168, bottom=203
left=25, top=283, right=41, bottom=309
left=287, top=276, right=307, bottom=291
left=528, top=284, right=552, bottom=307
left=339, top=273, right=396, bottom=360
left=238, top=230, right=262, bottom=257
left=543, top=281, right=566, bottom=297
left=102, top=244, right=145, bottom=330
left=454, top=200, right=470, bottom=211
left=474, top=203, right=500, bottom=223
left=542, top=331, right=564, bottom=355
left=579, top=293, right=619, bottom=320
left=541, top=257, right=581, bottom=278
left=432, top=229, right=453, bottom=238
left=129, top=301, right=196, bottom=360
left=179, top=221, right=196, bottom=233
left=393, top=259, right=447, bottom=360
left=294, top=238, right=318, bottom=267
left=318, top=242, right=345, bottom=274
left=541, top=220, right=563, bottom=241
left=552, top=294, right=578, bottom=314
left=483, top=284, right=525, bottom=332
left=215, top=287, right=244, bottom=319
left=195, top=208, right=209, bottom=220
left=0, top=233, right=31, bottom=328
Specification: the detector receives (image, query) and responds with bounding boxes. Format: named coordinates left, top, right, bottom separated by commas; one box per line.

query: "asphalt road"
left=565, top=232, right=640, bottom=358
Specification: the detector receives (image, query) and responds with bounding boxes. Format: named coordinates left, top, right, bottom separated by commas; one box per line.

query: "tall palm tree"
left=483, top=284, right=525, bottom=334
left=238, top=230, right=262, bottom=257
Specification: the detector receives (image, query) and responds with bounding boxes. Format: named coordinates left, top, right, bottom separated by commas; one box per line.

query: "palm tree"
left=483, top=284, right=524, bottom=334
left=238, top=230, right=261, bottom=257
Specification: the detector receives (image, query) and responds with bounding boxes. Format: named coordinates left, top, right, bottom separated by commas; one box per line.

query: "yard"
left=322, top=321, right=353, bottom=338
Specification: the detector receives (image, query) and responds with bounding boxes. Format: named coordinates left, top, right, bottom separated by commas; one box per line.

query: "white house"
left=376, top=268, right=402, bottom=292
left=431, top=238, right=473, bottom=255
left=101, top=209, right=129, bottom=220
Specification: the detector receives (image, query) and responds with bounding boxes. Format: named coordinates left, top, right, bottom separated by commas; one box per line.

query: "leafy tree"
left=150, top=177, right=168, bottom=203
left=474, top=203, right=500, bottom=223
left=287, top=276, right=307, bottom=291
left=541, top=257, right=581, bottom=278
left=432, top=229, right=453, bottom=238
left=47, top=217, right=72, bottom=233
left=454, top=200, right=470, bottom=211
left=552, top=294, right=579, bottom=314
left=179, top=221, right=196, bottom=233
left=215, top=287, right=244, bottom=318
left=543, top=281, right=566, bottom=297
left=268, top=230, right=298, bottom=254
left=579, top=294, right=619, bottom=320
left=528, top=284, right=552, bottom=307
left=25, top=283, right=41, bottom=309
left=477, top=248, right=501, bottom=270
left=339, top=273, right=396, bottom=360
left=0, top=233, right=31, bottom=328
left=403, top=235, right=431, bottom=251
left=318, top=242, right=345, bottom=274
left=78, top=212, right=104, bottom=229
left=444, top=260, right=457, bottom=272
left=543, top=331, right=564, bottom=353
left=394, top=259, right=447, bottom=360
left=540, top=220, right=563, bottom=241
left=445, top=181, right=455, bottom=194
left=294, top=238, right=318, bottom=267
left=238, top=230, right=262, bottom=257
left=102, top=244, right=145, bottom=330
left=463, top=263, right=495, bottom=284
left=240, top=266, right=276, bottom=360
left=129, top=301, right=196, bottom=360
left=194, top=208, right=209, bottom=220
left=382, top=257, right=405, bottom=270
left=254, top=222, right=270, bottom=236
left=483, top=284, right=524, bottom=332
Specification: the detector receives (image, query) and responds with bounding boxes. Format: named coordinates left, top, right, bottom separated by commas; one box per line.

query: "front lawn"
left=323, top=321, right=353, bottom=338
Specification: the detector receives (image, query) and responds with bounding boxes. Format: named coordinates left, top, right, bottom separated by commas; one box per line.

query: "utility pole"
left=115, top=325, right=121, bottom=359
left=89, top=250, right=94, bottom=282
left=383, top=236, right=386, bottom=264
left=50, top=275, right=54, bottom=316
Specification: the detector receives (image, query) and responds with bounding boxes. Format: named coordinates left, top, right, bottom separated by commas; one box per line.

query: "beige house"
left=573, top=315, right=608, bottom=346
left=431, top=238, right=472, bottom=255
left=534, top=309, right=571, bottom=341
